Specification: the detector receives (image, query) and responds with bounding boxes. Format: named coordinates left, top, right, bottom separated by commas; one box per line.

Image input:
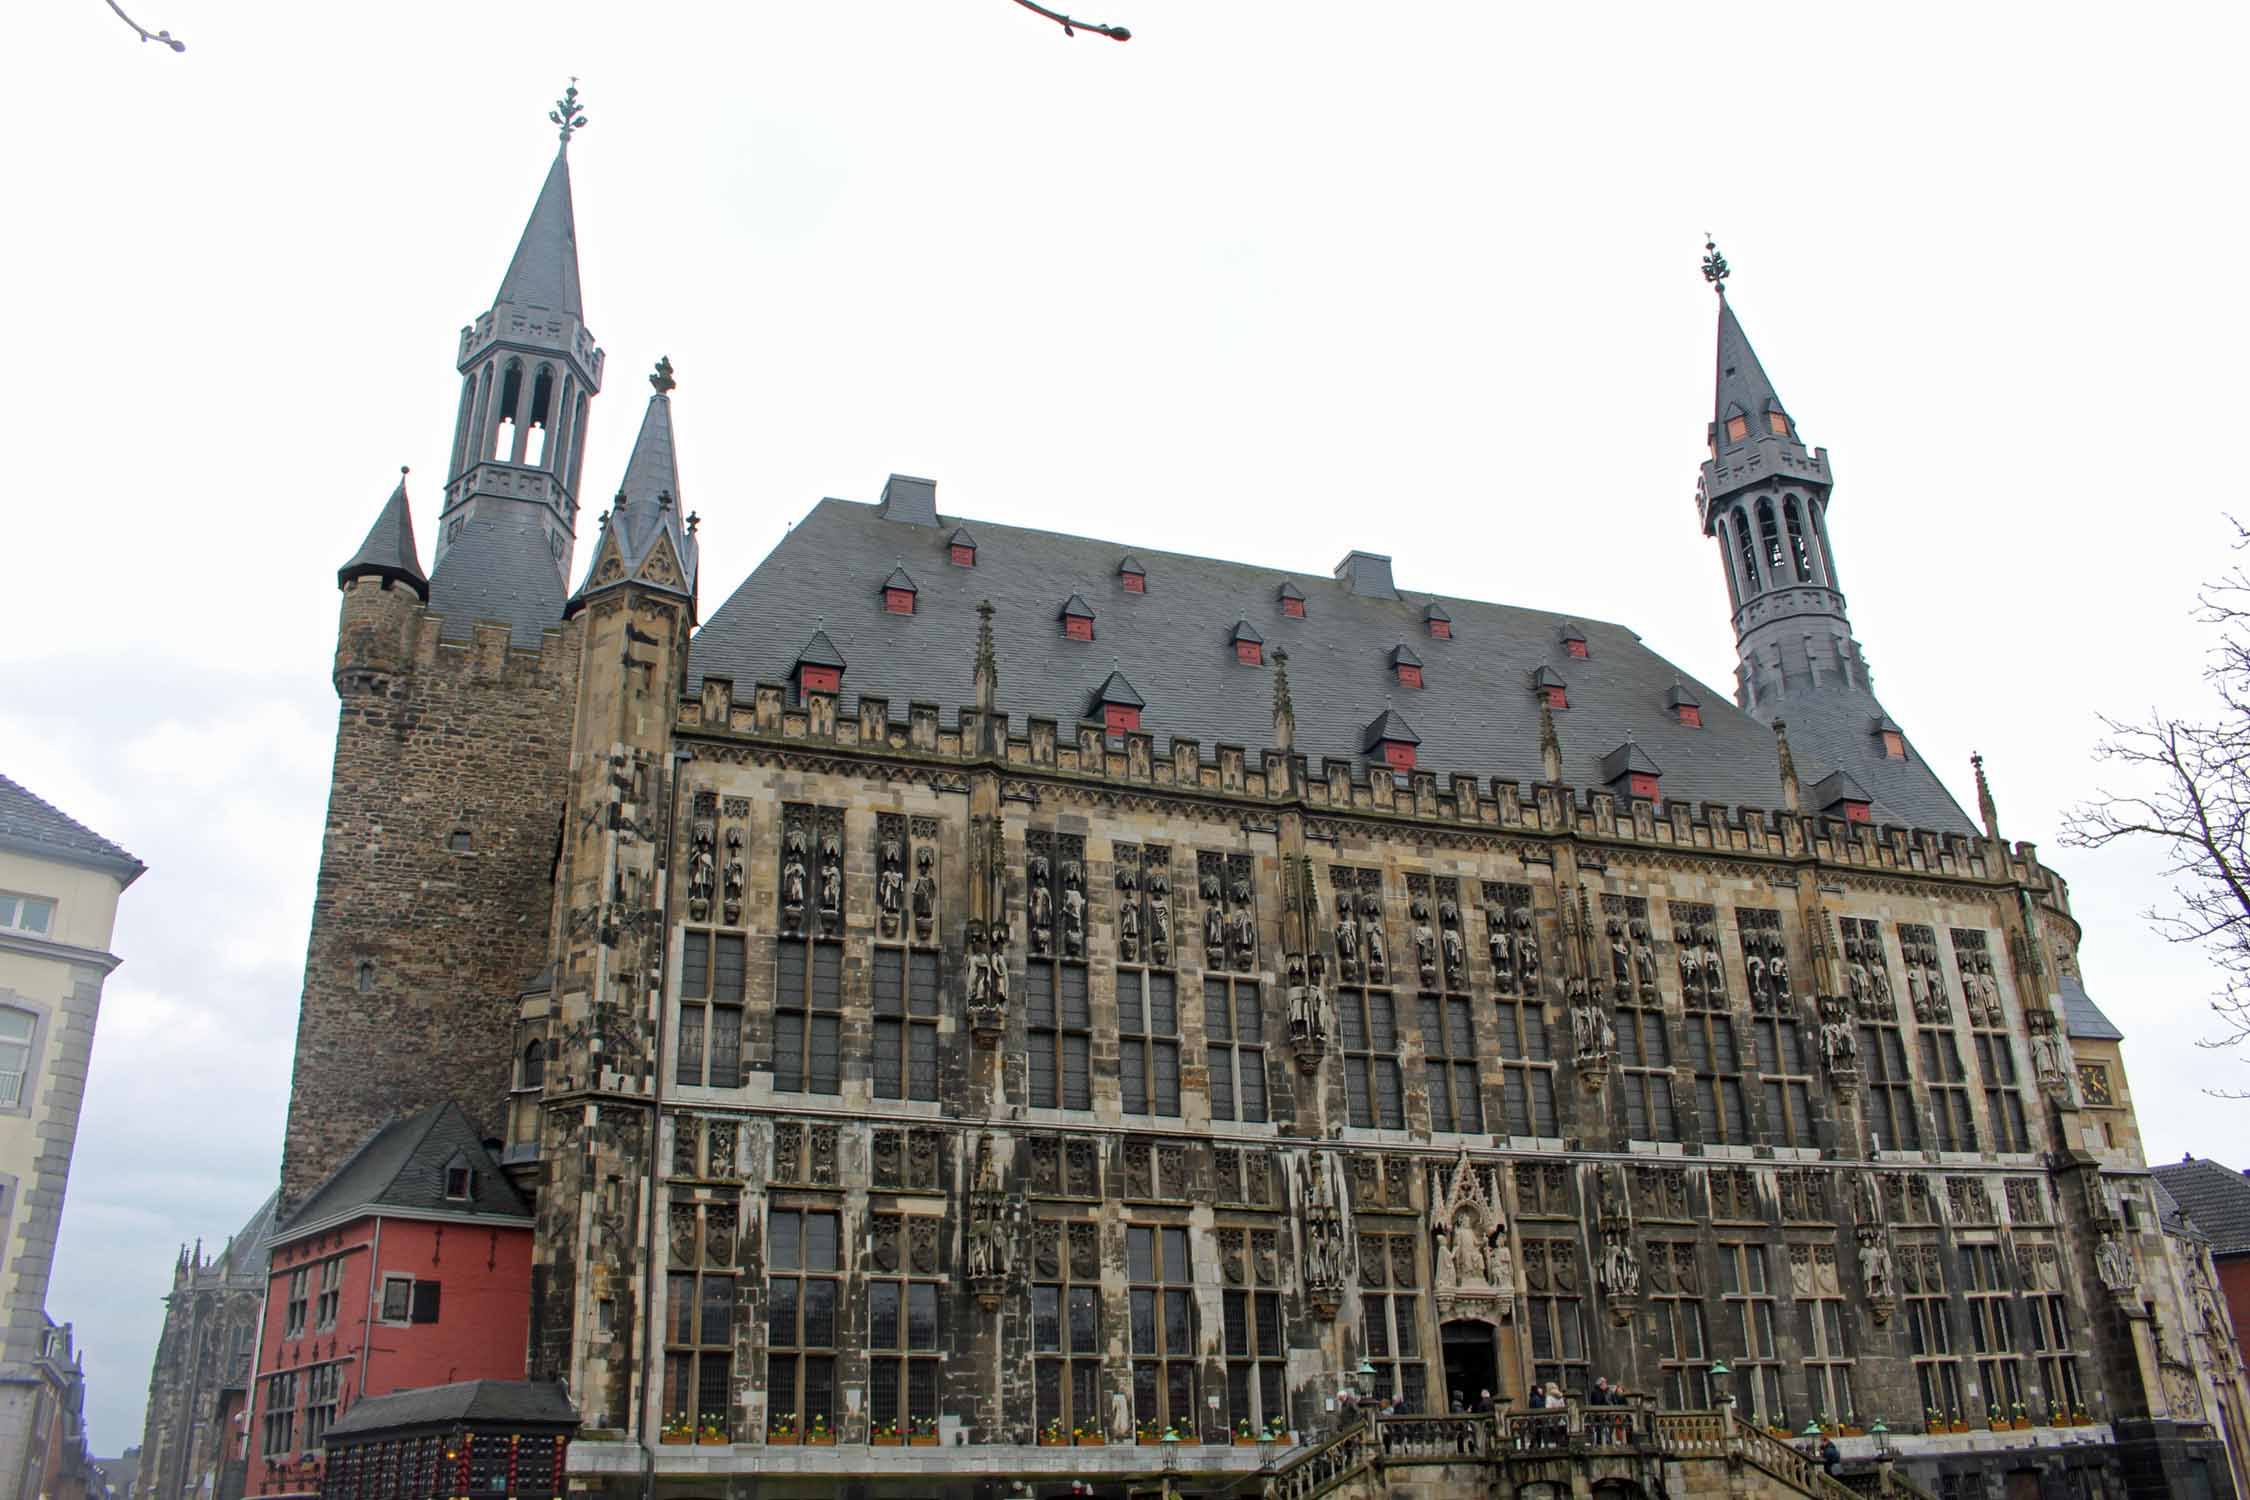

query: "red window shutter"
left=1123, top=574, right=1145, bottom=594
left=1843, top=803, right=1872, bottom=824
left=1104, top=705, right=1140, bottom=733
left=1236, top=641, right=1262, bottom=665
left=1428, top=620, right=1451, bottom=639
left=1544, top=686, right=1568, bottom=710
left=950, top=544, right=976, bottom=567
left=1382, top=742, right=1416, bottom=772
left=1281, top=598, right=1305, bottom=619
left=1396, top=664, right=1422, bottom=689
left=1065, top=617, right=1092, bottom=641
left=409, top=1281, right=440, bottom=1324
left=1881, top=731, right=1905, bottom=760
left=1628, top=773, right=1661, bottom=801
left=799, top=665, right=840, bottom=694
left=883, top=589, right=915, bottom=615
left=1565, top=640, right=1589, bottom=660
left=1678, top=705, right=1702, bottom=728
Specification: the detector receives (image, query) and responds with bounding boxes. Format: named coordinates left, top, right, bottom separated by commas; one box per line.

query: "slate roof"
left=1090, top=670, right=1144, bottom=711
left=2058, top=974, right=2124, bottom=1042
left=426, top=513, right=567, bottom=648
left=2154, top=1178, right=2204, bottom=1243
left=0, top=775, right=143, bottom=882
left=1363, top=708, right=1419, bottom=750
left=277, top=1102, right=530, bottom=1241
left=338, top=477, right=427, bottom=600
left=2151, top=1158, right=2250, bottom=1257
left=685, top=496, right=1975, bottom=831
left=494, top=149, right=583, bottom=319
left=1714, top=294, right=1785, bottom=424
left=325, top=1379, right=577, bottom=1439
left=567, top=391, right=699, bottom=615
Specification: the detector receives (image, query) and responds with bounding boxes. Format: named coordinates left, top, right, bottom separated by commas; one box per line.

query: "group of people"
left=1521, top=1376, right=1631, bottom=1410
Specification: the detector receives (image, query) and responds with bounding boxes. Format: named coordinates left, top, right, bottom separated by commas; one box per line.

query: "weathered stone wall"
left=279, top=581, right=579, bottom=1211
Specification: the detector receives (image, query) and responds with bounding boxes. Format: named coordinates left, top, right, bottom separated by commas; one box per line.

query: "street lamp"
left=1709, top=1360, right=1734, bottom=1412
left=1869, top=1417, right=1892, bottom=1463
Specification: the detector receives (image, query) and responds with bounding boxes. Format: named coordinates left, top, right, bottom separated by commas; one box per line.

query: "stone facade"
left=129, top=1199, right=274, bottom=1500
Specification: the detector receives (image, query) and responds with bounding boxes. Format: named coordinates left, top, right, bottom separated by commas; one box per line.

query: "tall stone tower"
left=280, top=100, right=600, bottom=1212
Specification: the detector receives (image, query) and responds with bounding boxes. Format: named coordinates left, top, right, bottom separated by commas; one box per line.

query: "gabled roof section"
left=1363, top=707, right=1419, bottom=750
left=949, top=525, right=978, bottom=548
left=2152, top=1158, right=2250, bottom=1257
left=1089, top=669, right=1144, bottom=711
left=685, top=497, right=1977, bottom=832
left=325, top=1379, right=578, bottom=1440
left=1423, top=602, right=1451, bottom=623
left=1389, top=643, right=1423, bottom=669
left=277, top=1102, right=529, bottom=1241
left=0, top=775, right=143, bottom=883
left=1810, top=769, right=1871, bottom=808
left=1118, top=555, right=1145, bottom=577
left=338, top=476, right=428, bottom=601
left=1531, top=665, right=1566, bottom=690
left=1666, top=678, right=1702, bottom=709
left=1559, top=621, right=1587, bottom=646
left=1714, top=295, right=1785, bottom=435
left=1059, top=594, right=1095, bottom=620
left=2058, top=973, right=2124, bottom=1042
left=794, top=628, right=846, bottom=671
left=1276, top=581, right=1306, bottom=602
left=882, top=565, right=919, bottom=594
left=569, top=383, right=698, bottom=615
left=494, top=148, right=583, bottom=318
left=1599, top=739, right=1661, bottom=782
left=1231, top=619, right=1263, bottom=644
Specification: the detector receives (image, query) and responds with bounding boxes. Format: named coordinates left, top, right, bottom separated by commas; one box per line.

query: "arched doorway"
left=1440, top=1318, right=1500, bottom=1410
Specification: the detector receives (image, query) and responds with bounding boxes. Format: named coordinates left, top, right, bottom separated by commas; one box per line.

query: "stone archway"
left=1440, top=1317, right=1502, bottom=1411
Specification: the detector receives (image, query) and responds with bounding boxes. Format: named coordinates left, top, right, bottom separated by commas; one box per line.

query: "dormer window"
left=1277, top=582, right=1306, bottom=619
left=793, top=628, right=846, bottom=697
left=880, top=565, right=918, bottom=616
left=1667, top=680, right=1703, bottom=729
left=1390, top=644, right=1423, bottom=689
left=1560, top=623, right=1589, bottom=660
left=1362, top=708, right=1419, bottom=772
left=1232, top=620, right=1264, bottom=666
left=1812, top=771, right=1874, bottom=825
left=1768, top=410, right=1789, bottom=435
left=1532, top=667, right=1567, bottom=710
left=1872, top=715, right=1907, bottom=761
left=1059, top=595, right=1096, bottom=642
left=1119, top=556, right=1146, bottom=594
left=1423, top=604, right=1452, bottom=640
left=948, top=526, right=977, bottom=567
left=1600, top=741, right=1662, bottom=804
left=443, top=1155, right=475, bottom=1201
left=1089, top=668, right=1144, bottom=733
left=1726, top=414, right=1749, bottom=443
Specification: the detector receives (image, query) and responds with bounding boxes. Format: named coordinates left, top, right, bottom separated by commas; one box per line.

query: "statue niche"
left=1430, top=1148, right=1514, bottom=1321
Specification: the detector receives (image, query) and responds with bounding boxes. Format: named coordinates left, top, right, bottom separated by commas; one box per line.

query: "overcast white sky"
left=7, top=0, right=2249, bottom=1455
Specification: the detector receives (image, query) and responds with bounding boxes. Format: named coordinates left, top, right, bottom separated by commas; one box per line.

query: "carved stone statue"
left=1486, top=907, right=1510, bottom=972
left=1230, top=908, right=1256, bottom=967
left=1299, top=1153, right=1349, bottom=1315
left=1414, top=916, right=1437, bottom=987
left=877, top=837, right=904, bottom=932
left=968, top=1135, right=1016, bottom=1309
left=1119, top=897, right=1140, bottom=962
left=1517, top=929, right=1541, bottom=990
left=1858, top=1229, right=1894, bottom=1303
left=722, top=829, right=745, bottom=926
left=1206, top=903, right=1226, bottom=954
left=1149, top=875, right=1172, bottom=963
left=1335, top=911, right=1359, bottom=974
left=911, top=847, right=936, bottom=939
left=1062, top=887, right=1086, bottom=957
left=1365, top=923, right=1388, bottom=983
left=1441, top=927, right=1465, bottom=986
left=1598, top=1231, right=1639, bottom=1302
left=688, top=820, right=716, bottom=921
left=1906, top=965, right=1930, bottom=1021
left=1430, top=1149, right=1514, bottom=1314
left=2097, top=1234, right=2137, bottom=1295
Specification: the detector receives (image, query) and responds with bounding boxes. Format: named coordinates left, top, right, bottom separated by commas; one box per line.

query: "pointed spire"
left=615, top=368, right=682, bottom=512
left=338, top=468, right=428, bottom=600
left=1973, top=752, right=2002, bottom=841
left=567, top=361, right=697, bottom=615
left=1714, top=293, right=1786, bottom=434
left=495, top=143, right=584, bottom=317
left=1775, top=719, right=1800, bottom=813
left=1271, top=647, right=1295, bottom=752
left=974, top=600, right=998, bottom=713
left=1539, top=700, right=1562, bottom=783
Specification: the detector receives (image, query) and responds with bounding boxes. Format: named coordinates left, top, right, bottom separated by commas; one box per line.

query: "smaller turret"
left=335, top=470, right=427, bottom=694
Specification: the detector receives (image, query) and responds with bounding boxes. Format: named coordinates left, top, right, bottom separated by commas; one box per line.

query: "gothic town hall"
left=241, top=98, right=2250, bottom=1500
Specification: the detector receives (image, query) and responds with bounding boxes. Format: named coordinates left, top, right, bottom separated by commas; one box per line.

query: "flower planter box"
left=805, top=1435, right=835, bottom=1446
left=1838, top=1427, right=1866, bottom=1438
left=2009, top=1419, right=2031, bottom=1431
left=1039, top=1436, right=1069, bottom=1448
left=909, top=1435, right=940, bottom=1447
left=697, top=1435, right=729, bottom=1446
left=1137, top=1437, right=1165, bottom=1447
left=659, top=1434, right=692, bottom=1446
left=1076, top=1436, right=1106, bottom=1447
left=871, top=1436, right=901, bottom=1447
left=766, top=1433, right=797, bottom=1446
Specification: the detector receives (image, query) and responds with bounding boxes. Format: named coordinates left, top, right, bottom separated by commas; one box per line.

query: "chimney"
left=877, top=473, right=938, bottom=526
left=1334, top=550, right=1397, bottom=599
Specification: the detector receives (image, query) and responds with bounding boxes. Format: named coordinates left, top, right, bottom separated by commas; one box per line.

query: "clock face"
left=2076, top=1062, right=2114, bottom=1106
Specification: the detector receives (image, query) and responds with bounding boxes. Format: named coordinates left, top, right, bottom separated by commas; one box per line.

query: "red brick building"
left=245, top=1106, right=530, bottom=1500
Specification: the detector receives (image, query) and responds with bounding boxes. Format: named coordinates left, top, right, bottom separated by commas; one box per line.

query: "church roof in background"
left=687, top=495, right=1974, bottom=833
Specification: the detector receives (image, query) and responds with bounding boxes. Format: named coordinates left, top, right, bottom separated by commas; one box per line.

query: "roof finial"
left=1972, top=751, right=2001, bottom=841
left=1539, top=699, right=1563, bottom=784
left=1701, top=235, right=1730, bottom=296
left=1271, top=647, right=1295, bottom=753
left=550, top=79, right=587, bottom=145
left=1774, top=719, right=1800, bottom=814
left=400, top=464, right=409, bottom=477
left=650, top=355, right=676, bottom=395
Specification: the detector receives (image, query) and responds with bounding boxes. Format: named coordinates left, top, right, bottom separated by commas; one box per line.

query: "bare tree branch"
left=104, top=0, right=184, bottom=50
left=1009, top=0, right=1130, bottom=41
left=2065, top=520, right=2250, bottom=1085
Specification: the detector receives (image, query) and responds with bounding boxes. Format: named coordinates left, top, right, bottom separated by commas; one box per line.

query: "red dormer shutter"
left=950, top=544, right=976, bottom=568
left=799, top=665, right=840, bottom=694
left=1678, top=705, right=1702, bottom=728
left=1544, top=685, right=1568, bottom=710
left=1105, top=705, right=1140, bottom=734
left=1396, top=664, right=1422, bottom=689
left=1381, top=741, right=1416, bottom=772
left=1565, top=640, right=1589, bottom=660
left=883, top=588, right=915, bottom=615
left=1236, top=641, right=1262, bottom=666
left=1123, top=573, right=1145, bottom=594
left=1065, top=616, right=1093, bottom=642
left=1428, top=620, right=1451, bottom=639
left=1627, top=772, right=1660, bottom=801
left=1281, top=598, right=1305, bottom=619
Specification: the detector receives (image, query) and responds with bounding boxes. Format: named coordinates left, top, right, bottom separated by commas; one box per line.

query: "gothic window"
left=1523, top=1238, right=1587, bottom=1393
left=1033, top=1222, right=1102, bottom=1437
left=1752, top=1014, right=1818, bottom=1147
left=867, top=1216, right=942, bottom=1436
left=1733, top=507, right=1760, bottom=595
left=521, top=1039, right=546, bottom=1090
left=492, top=358, right=524, bottom=461
left=1682, top=1012, right=1745, bottom=1144
left=1919, top=1030, right=1978, bottom=1152
left=1205, top=978, right=1266, bottom=1122
left=1757, top=499, right=1785, bottom=582
left=1783, top=498, right=1814, bottom=582
left=1903, top=1243, right=1964, bottom=1421
left=1954, top=930, right=2030, bottom=1152
left=766, top=1209, right=840, bottom=1439
left=1027, top=832, right=1092, bottom=1110
left=1647, top=1242, right=1711, bottom=1408
left=1859, top=1022, right=1919, bottom=1151
left=1617, top=1000, right=1678, bottom=1142
left=1962, top=1243, right=2023, bottom=1423
left=2020, top=1246, right=2082, bottom=1419
left=304, top=1362, right=341, bottom=1449
left=872, top=814, right=940, bottom=1102
left=1796, top=1255, right=1855, bottom=1425
left=667, top=1201, right=740, bottom=1440
left=774, top=806, right=843, bottom=1096
left=1222, top=1268, right=1287, bottom=1437
left=1339, top=988, right=1402, bottom=1129
left=1419, top=994, right=1482, bottom=1134
left=524, top=363, right=557, bottom=465
left=1117, top=845, right=1181, bottom=1117
left=260, top=1371, right=296, bottom=1457
left=1357, top=1231, right=1427, bottom=1408
left=678, top=931, right=745, bottom=1089
left=284, top=1267, right=309, bottom=1337
left=1493, top=999, right=1555, bottom=1138
left=1129, top=1225, right=1198, bottom=1436
left=315, top=1258, right=341, bottom=1332
left=1718, top=1244, right=1784, bottom=1422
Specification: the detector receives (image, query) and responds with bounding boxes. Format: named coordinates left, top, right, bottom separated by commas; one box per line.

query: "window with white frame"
left=0, top=895, right=54, bottom=937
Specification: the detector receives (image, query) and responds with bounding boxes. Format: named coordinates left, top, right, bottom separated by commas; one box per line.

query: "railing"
left=1261, top=1418, right=1374, bottom=1500
left=1650, top=1409, right=1731, bottom=1455
left=1373, top=1413, right=1492, bottom=1459
left=1835, top=1461, right=1939, bottom=1500
left=1722, top=1413, right=1864, bottom=1500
